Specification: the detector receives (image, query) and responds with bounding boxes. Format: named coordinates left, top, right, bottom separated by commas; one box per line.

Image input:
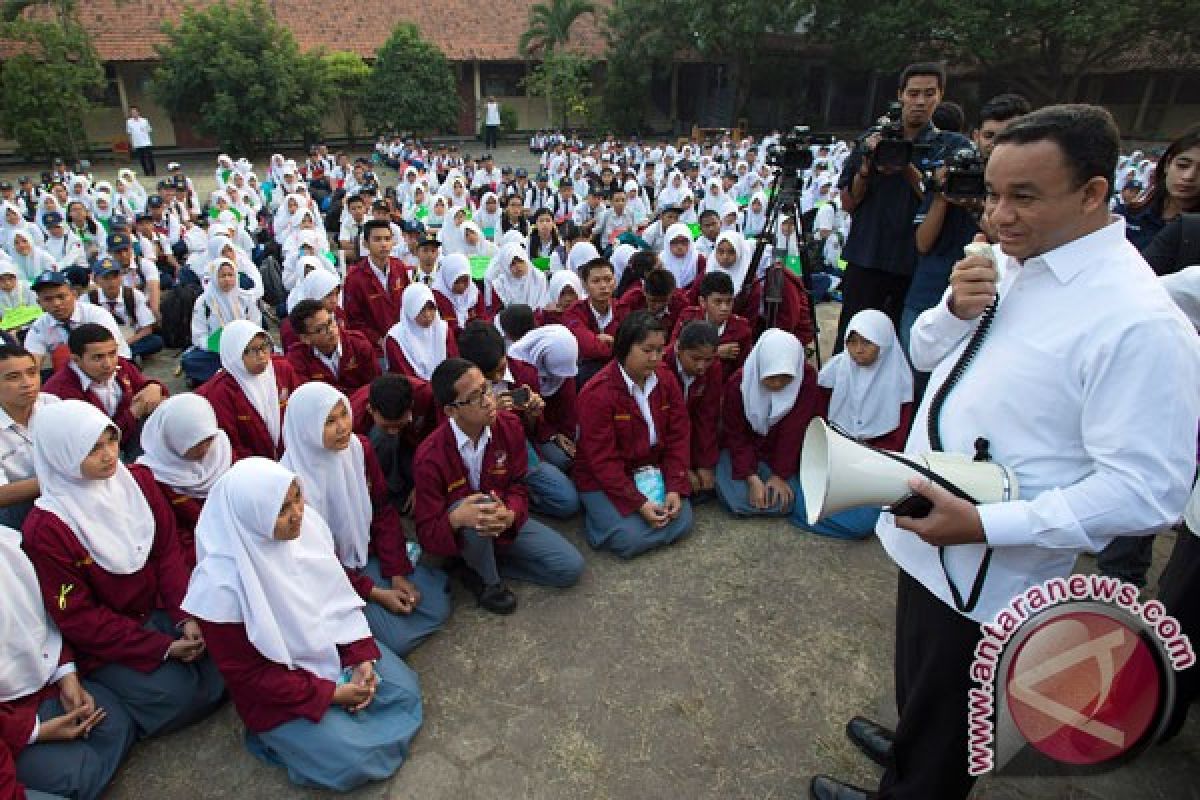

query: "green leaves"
left=523, top=50, right=595, bottom=129
left=519, top=0, right=597, bottom=56
left=358, top=24, right=460, bottom=136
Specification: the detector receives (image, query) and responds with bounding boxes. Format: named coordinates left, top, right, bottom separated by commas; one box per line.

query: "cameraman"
left=835, top=63, right=970, bottom=351
left=900, top=93, right=1031, bottom=353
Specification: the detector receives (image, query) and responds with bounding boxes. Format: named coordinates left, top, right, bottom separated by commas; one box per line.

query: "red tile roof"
left=67, top=0, right=609, bottom=62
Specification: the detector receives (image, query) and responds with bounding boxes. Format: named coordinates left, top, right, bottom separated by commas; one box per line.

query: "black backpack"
left=159, top=283, right=203, bottom=349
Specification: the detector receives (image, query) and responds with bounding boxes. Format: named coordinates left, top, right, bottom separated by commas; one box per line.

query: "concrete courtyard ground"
left=7, top=148, right=1197, bottom=799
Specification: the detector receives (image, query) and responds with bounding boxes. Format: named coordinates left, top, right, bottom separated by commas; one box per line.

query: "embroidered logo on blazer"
left=447, top=477, right=466, bottom=492
left=494, top=451, right=507, bottom=467
left=613, top=413, right=632, bottom=421
left=58, top=583, right=74, bottom=610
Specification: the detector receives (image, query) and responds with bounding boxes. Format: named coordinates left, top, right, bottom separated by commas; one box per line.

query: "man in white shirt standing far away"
left=811, top=105, right=1200, bottom=800
left=483, top=96, right=501, bottom=151
left=126, top=105, right=155, bottom=177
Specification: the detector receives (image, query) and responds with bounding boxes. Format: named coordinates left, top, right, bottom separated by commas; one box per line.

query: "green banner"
left=532, top=256, right=551, bottom=272
left=468, top=255, right=492, bottom=280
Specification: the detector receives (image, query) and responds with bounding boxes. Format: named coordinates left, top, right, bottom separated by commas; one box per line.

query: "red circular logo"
left=1004, top=611, right=1161, bottom=765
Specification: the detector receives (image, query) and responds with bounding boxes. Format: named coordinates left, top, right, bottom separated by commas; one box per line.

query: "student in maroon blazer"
left=562, top=257, right=629, bottom=386
left=663, top=321, right=723, bottom=497
left=135, top=394, right=233, bottom=569
left=286, top=300, right=379, bottom=395
left=670, top=271, right=753, bottom=385
left=341, top=219, right=409, bottom=351
left=0, top=525, right=136, bottom=800
left=280, top=299, right=349, bottom=352
left=384, top=283, right=459, bottom=381
left=617, top=266, right=689, bottom=342
left=413, top=358, right=584, bottom=614
left=22, top=401, right=225, bottom=740
left=43, top=323, right=167, bottom=457
left=182, top=458, right=423, bottom=792
left=716, top=329, right=822, bottom=517
left=575, top=311, right=694, bottom=559
left=197, top=320, right=301, bottom=462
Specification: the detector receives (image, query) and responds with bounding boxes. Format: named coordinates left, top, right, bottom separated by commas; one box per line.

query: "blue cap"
left=31, top=270, right=68, bottom=291
left=400, top=219, right=425, bottom=235
left=43, top=211, right=64, bottom=227
left=63, top=266, right=90, bottom=289
left=106, top=232, right=132, bottom=251
left=93, top=256, right=120, bottom=276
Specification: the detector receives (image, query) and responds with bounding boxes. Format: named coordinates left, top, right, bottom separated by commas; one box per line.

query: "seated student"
left=22, top=270, right=130, bottom=375
left=43, top=323, right=167, bottom=459
left=83, top=257, right=162, bottom=363
left=457, top=322, right=580, bottom=520
left=0, top=344, right=59, bottom=529
left=185, top=256, right=262, bottom=386
left=413, top=358, right=585, bottom=614
left=792, top=310, right=913, bottom=540
left=507, top=323, right=581, bottom=475
left=715, top=329, right=820, bottom=517
left=182, top=458, right=423, bottom=792
left=349, top=374, right=434, bottom=516
left=407, top=233, right=441, bottom=288
left=486, top=242, right=547, bottom=314
left=432, top=253, right=488, bottom=338
left=286, top=299, right=378, bottom=394
left=281, top=382, right=451, bottom=656
left=0, top=525, right=137, bottom=800
left=563, top=257, right=628, bottom=386
left=574, top=311, right=694, bottom=559
left=136, top=394, right=233, bottom=568
left=658, top=223, right=706, bottom=293
left=670, top=271, right=753, bottom=384
left=0, top=258, right=38, bottom=314
left=663, top=321, right=722, bottom=498
left=280, top=265, right=346, bottom=352
left=342, top=219, right=409, bottom=352
left=197, top=320, right=300, bottom=462
left=22, top=400, right=225, bottom=739
left=617, top=265, right=688, bottom=341
left=385, top=283, right=459, bottom=381
left=539, top=269, right=583, bottom=326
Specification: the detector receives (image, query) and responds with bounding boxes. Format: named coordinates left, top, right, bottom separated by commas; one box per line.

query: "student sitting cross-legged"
left=574, top=311, right=694, bottom=559
left=22, top=400, right=225, bottom=740
left=183, top=458, right=423, bottom=792
left=281, top=381, right=451, bottom=656
left=413, top=358, right=585, bottom=615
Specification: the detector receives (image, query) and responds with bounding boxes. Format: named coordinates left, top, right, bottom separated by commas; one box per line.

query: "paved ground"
left=13, top=150, right=1199, bottom=799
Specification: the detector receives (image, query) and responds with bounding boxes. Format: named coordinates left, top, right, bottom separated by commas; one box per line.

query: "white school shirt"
left=24, top=304, right=131, bottom=359
left=618, top=364, right=658, bottom=447
left=0, top=394, right=59, bottom=487
left=84, top=286, right=155, bottom=335
left=451, top=418, right=493, bottom=492
left=877, top=219, right=1200, bottom=624
left=485, top=102, right=501, bottom=126
left=126, top=117, right=152, bottom=148
left=68, top=363, right=122, bottom=416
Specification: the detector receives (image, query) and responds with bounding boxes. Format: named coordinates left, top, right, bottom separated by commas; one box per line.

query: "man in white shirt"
left=483, top=96, right=501, bottom=150
left=0, top=342, right=59, bottom=527
left=84, top=257, right=163, bottom=362
left=40, top=212, right=87, bottom=270
left=24, top=270, right=131, bottom=373
left=813, top=106, right=1200, bottom=799
left=125, top=106, right=155, bottom=176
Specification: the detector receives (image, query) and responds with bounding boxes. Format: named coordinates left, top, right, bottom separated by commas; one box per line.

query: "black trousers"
left=879, top=570, right=981, bottom=800
left=134, top=145, right=155, bottom=176
left=834, top=263, right=912, bottom=354
left=484, top=124, right=499, bottom=150
left=1158, top=526, right=1199, bottom=741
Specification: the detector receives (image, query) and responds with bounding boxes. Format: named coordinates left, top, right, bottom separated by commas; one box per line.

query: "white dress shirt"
left=0, top=394, right=59, bottom=486
left=451, top=418, right=493, bottom=492
left=315, top=343, right=341, bottom=376
left=24, top=304, right=131, bottom=359
left=619, top=365, right=658, bottom=447
left=69, top=363, right=123, bottom=416
left=877, top=219, right=1200, bottom=623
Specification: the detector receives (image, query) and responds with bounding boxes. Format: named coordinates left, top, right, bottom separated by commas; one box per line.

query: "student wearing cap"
left=43, top=323, right=167, bottom=458
left=41, top=211, right=88, bottom=271
left=108, top=232, right=161, bottom=319
left=409, top=233, right=441, bottom=287
left=286, top=299, right=379, bottom=395
left=83, top=257, right=163, bottom=362
left=24, top=270, right=131, bottom=373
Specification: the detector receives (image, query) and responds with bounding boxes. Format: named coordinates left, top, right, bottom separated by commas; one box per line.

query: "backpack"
left=159, top=283, right=203, bottom=349
left=88, top=287, right=137, bottom=328
left=257, top=254, right=286, bottom=309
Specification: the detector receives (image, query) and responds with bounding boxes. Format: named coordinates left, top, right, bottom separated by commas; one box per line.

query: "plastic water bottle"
left=633, top=466, right=666, bottom=505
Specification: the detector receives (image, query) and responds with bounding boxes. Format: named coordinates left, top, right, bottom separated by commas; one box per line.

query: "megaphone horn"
left=799, top=418, right=1019, bottom=526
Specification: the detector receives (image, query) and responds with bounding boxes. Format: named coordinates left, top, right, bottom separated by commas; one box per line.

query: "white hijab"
left=433, top=253, right=479, bottom=327
left=660, top=222, right=699, bottom=289
left=508, top=324, right=579, bottom=397
left=740, top=329, right=804, bottom=436
left=610, top=243, right=637, bottom=287
left=203, top=257, right=252, bottom=324
left=286, top=259, right=340, bottom=314
left=181, top=458, right=371, bottom=681
left=280, top=383, right=374, bottom=569
left=136, top=394, right=232, bottom=498
left=489, top=242, right=547, bottom=309
left=546, top=269, right=583, bottom=310
left=388, top=283, right=448, bottom=380
left=219, top=320, right=281, bottom=447
left=32, top=400, right=155, bottom=574
left=566, top=241, right=600, bottom=275
left=819, top=310, right=913, bottom=439
left=0, top=525, right=64, bottom=702
left=709, top=230, right=752, bottom=291
left=439, top=207, right=470, bottom=254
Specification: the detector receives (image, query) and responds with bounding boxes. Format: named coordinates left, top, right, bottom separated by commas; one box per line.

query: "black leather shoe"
left=809, top=774, right=872, bottom=800
left=846, top=716, right=894, bottom=768
left=478, top=583, right=517, bottom=614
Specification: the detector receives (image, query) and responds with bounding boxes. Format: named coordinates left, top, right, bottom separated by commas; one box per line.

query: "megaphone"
left=800, top=418, right=1019, bottom=525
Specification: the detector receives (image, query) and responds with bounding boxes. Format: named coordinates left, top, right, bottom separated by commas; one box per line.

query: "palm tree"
left=518, top=0, right=596, bottom=57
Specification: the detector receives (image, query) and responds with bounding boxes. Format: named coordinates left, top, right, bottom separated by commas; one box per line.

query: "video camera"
left=924, top=146, right=987, bottom=202
left=857, top=102, right=914, bottom=170
left=766, top=126, right=836, bottom=173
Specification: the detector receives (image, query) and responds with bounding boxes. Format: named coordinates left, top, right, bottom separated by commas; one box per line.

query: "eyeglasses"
left=243, top=342, right=272, bottom=357
left=307, top=319, right=337, bottom=336
left=451, top=381, right=495, bottom=409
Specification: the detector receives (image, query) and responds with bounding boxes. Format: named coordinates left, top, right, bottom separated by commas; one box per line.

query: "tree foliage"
left=359, top=23, right=460, bottom=135
left=0, top=9, right=104, bottom=159
left=518, top=0, right=596, bottom=57
left=523, top=51, right=594, bottom=130
left=150, top=0, right=328, bottom=154
left=323, top=51, right=369, bottom=145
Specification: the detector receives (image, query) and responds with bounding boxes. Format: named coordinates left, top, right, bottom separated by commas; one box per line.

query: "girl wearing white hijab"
left=136, top=394, right=233, bottom=566
left=474, top=191, right=503, bottom=235
left=22, top=400, right=225, bottom=739
left=791, top=310, right=913, bottom=540
left=438, top=207, right=470, bottom=254
left=0, top=524, right=136, bottom=800
left=609, top=242, right=637, bottom=292
left=432, top=252, right=485, bottom=336
left=741, top=191, right=769, bottom=238
left=0, top=255, right=37, bottom=311
left=659, top=222, right=702, bottom=291
left=460, top=221, right=496, bottom=257
left=508, top=323, right=581, bottom=465
left=207, top=235, right=264, bottom=301
left=565, top=240, right=600, bottom=275
left=708, top=230, right=753, bottom=296
left=715, top=329, right=819, bottom=518
left=542, top=269, right=583, bottom=324
left=385, top=283, right=457, bottom=381
left=197, top=319, right=299, bottom=461
left=181, top=458, right=423, bottom=791
left=6, top=229, right=56, bottom=283
left=281, top=383, right=451, bottom=657
left=183, top=257, right=262, bottom=386
left=487, top=241, right=547, bottom=312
